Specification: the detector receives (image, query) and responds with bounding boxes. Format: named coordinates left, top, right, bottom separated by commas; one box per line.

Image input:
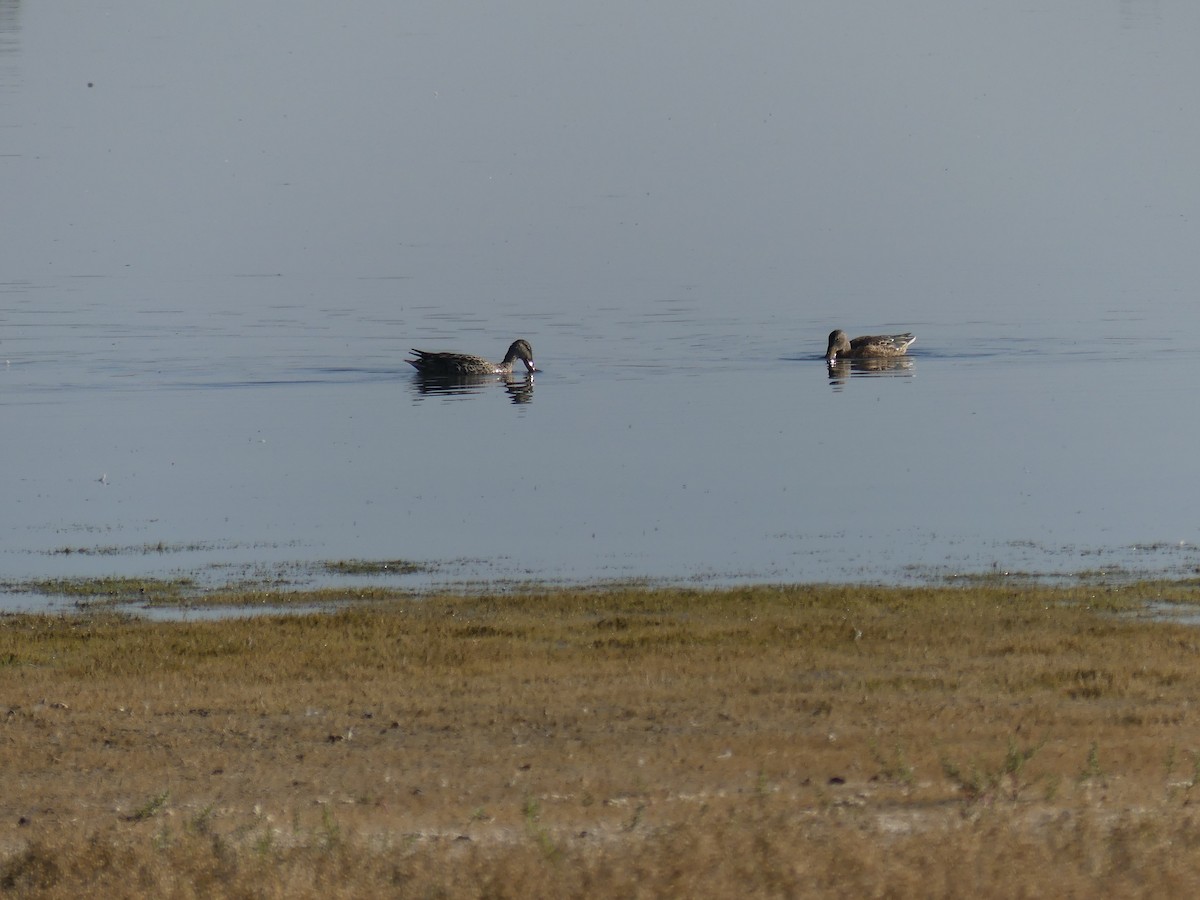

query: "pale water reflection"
left=411, top=373, right=536, bottom=405
left=3, top=1, right=1200, bottom=610
left=826, top=357, right=916, bottom=391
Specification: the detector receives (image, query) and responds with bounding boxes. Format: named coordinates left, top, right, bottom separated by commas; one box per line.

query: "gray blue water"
left=4, top=1, right=1200, bottom=610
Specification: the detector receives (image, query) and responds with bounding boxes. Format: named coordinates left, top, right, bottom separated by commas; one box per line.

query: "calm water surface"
left=3, top=2, right=1199, bottom=609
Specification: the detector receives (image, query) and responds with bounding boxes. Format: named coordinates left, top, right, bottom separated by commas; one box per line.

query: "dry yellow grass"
left=3, top=581, right=1200, bottom=897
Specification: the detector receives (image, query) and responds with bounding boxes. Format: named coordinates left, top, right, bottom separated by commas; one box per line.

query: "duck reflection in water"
left=410, top=371, right=535, bottom=404
left=826, top=355, right=914, bottom=391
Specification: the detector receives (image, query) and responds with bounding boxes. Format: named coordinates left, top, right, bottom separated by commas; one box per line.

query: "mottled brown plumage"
left=407, top=339, right=536, bottom=376
left=825, top=329, right=915, bottom=362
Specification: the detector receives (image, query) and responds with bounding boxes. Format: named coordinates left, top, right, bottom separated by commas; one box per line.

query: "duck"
left=406, top=339, right=536, bottom=376
left=825, top=329, right=915, bottom=362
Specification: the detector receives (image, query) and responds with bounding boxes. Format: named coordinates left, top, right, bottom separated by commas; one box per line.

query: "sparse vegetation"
left=1078, top=741, right=1106, bottom=785
left=320, top=558, right=425, bottom=576
left=941, top=737, right=1046, bottom=804
left=125, top=791, right=170, bottom=823
left=1, top=581, right=1200, bottom=895
left=12, top=576, right=194, bottom=605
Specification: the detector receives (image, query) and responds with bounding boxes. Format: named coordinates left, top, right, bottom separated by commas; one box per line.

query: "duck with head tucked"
left=406, top=339, right=537, bottom=377
left=825, top=329, right=915, bottom=363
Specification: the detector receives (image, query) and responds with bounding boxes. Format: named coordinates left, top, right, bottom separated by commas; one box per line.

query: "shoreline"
left=6, top=564, right=1200, bottom=620
left=6, top=537, right=1200, bottom=618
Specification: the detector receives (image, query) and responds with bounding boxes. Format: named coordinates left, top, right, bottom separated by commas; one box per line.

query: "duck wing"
left=851, top=333, right=915, bottom=354
left=406, top=350, right=494, bottom=374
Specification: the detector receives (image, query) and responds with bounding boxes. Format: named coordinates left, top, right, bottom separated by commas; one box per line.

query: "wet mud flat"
left=3, top=581, right=1200, bottom=897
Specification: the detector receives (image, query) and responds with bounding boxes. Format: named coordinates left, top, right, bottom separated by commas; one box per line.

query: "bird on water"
left=406, top=339, right=537, bottom=376
left=824, top=330, right=915, bottom=363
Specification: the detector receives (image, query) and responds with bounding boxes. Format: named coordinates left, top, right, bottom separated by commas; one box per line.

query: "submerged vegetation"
left=2, top=558, right=430, bottom=611
left=12, top=576, right=195, bottom=605
left=3, top=580, right=1200, bottom=895
left=320, top=558, right=425, bottom=576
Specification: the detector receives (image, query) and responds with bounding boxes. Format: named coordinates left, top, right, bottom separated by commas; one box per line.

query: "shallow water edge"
left=4, top=551, right=1200, bottom=620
